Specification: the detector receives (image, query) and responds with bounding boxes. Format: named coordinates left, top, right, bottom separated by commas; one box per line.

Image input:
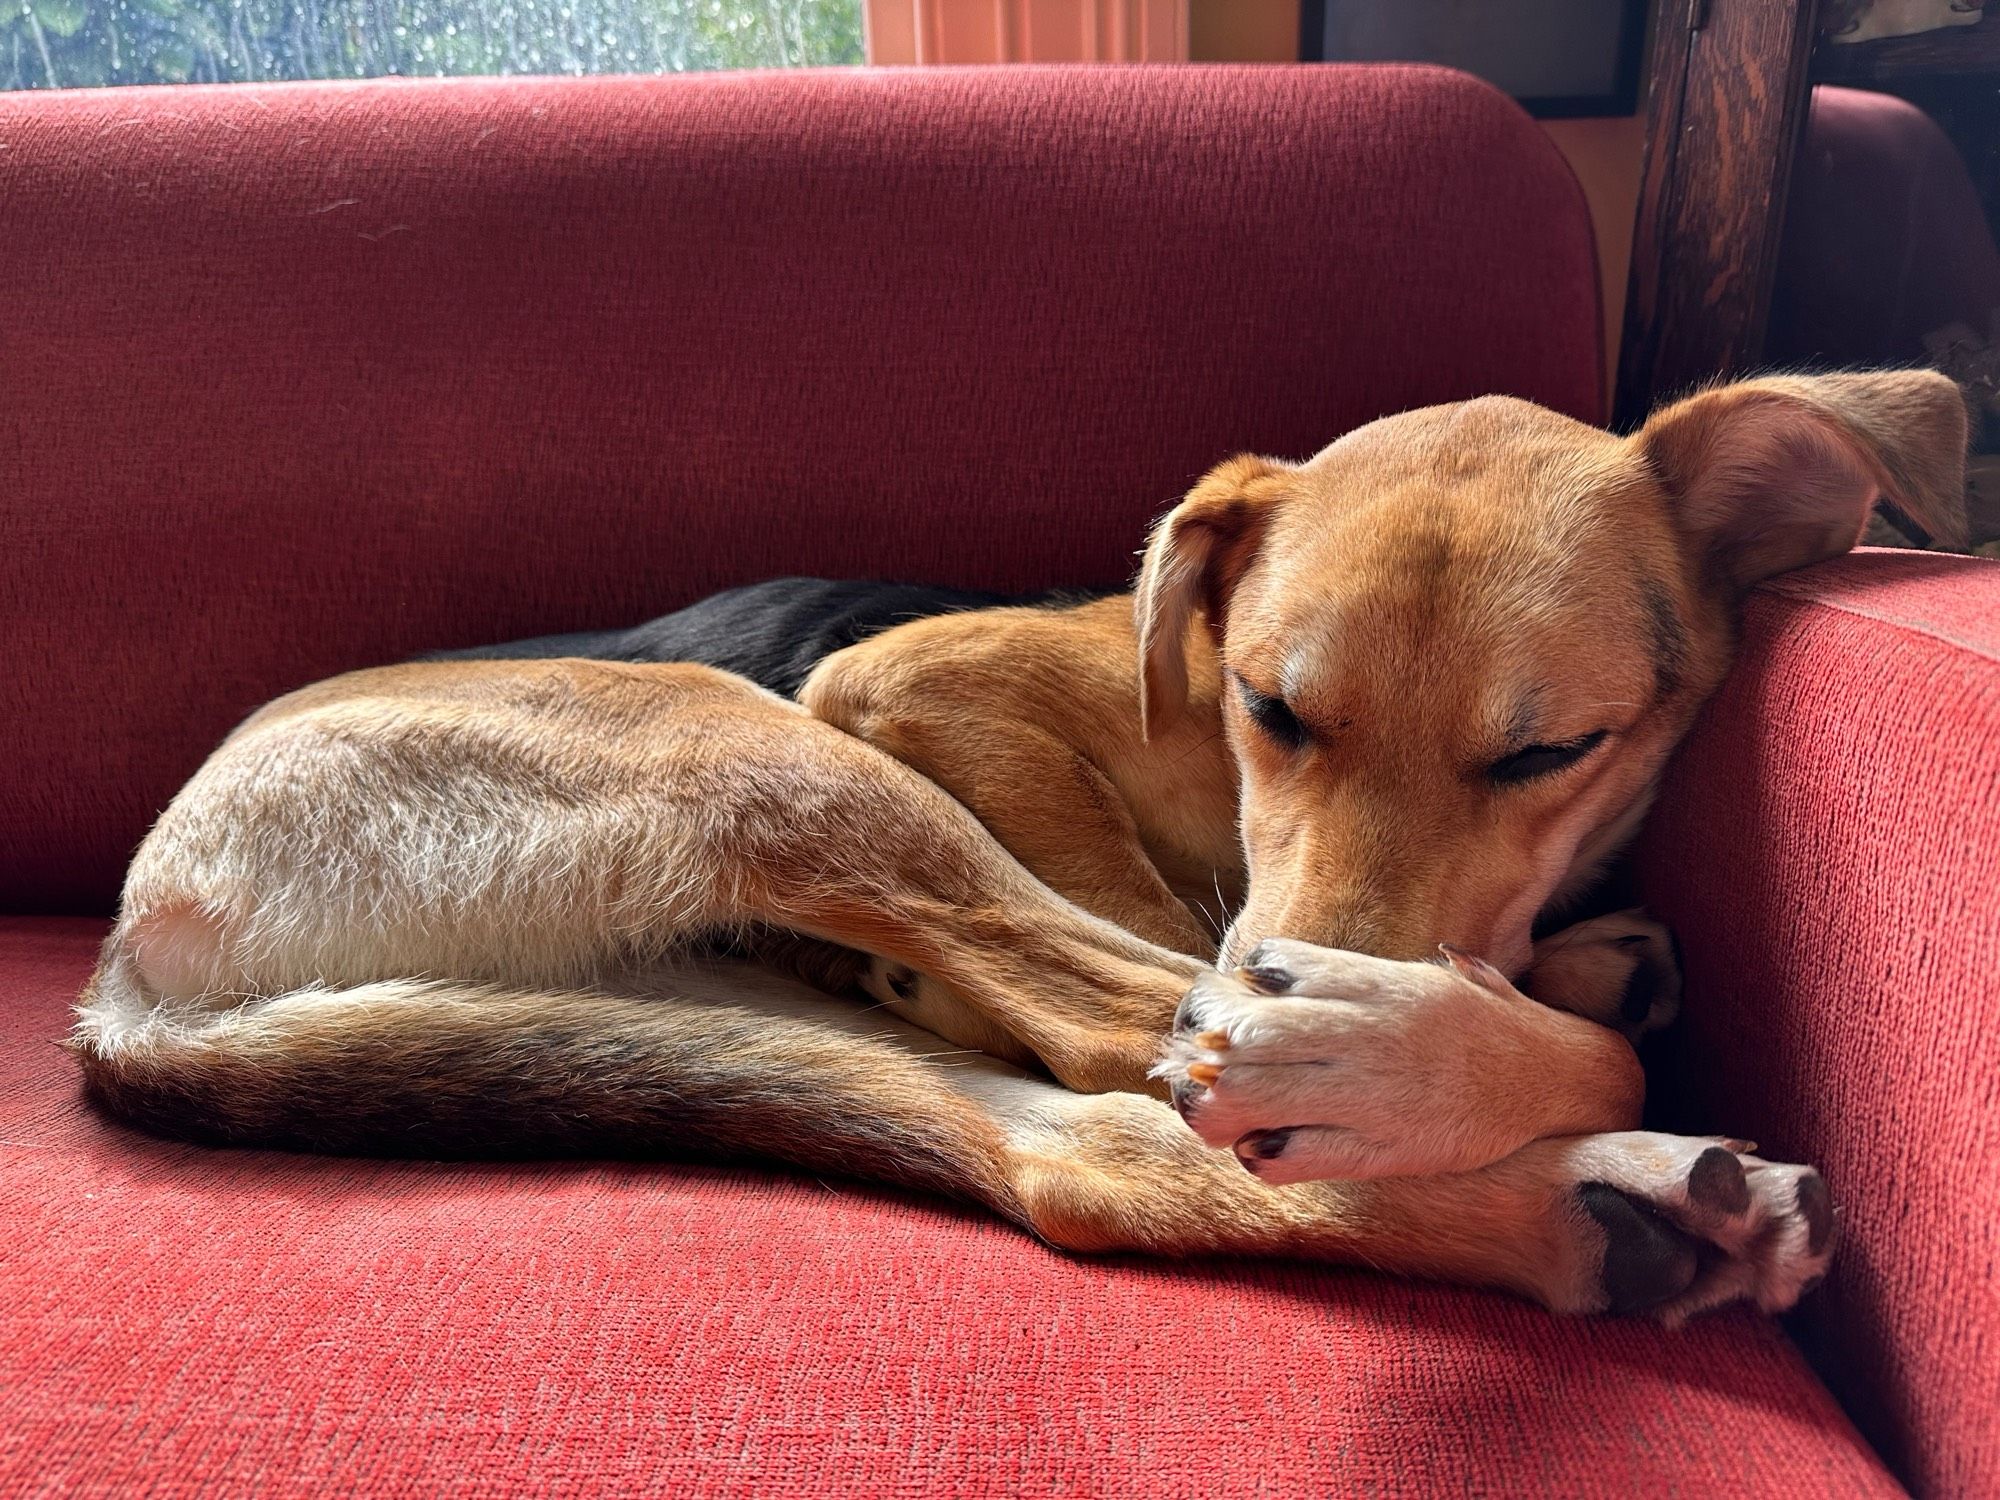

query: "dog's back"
left=428, top=576, right=1102, bottom=697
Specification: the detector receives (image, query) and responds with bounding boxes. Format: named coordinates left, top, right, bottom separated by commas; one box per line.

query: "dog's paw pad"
left=1579, top=1182, right=1699, bottom=1314
left=1685, top=1144, right=1751, bottom=1215
left=1560, top=1137, right=1838, bottom=1323
left=1795, top=1169, right=1835, bottom=1255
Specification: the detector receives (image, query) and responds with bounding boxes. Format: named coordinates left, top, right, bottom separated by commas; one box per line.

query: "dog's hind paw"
left=1524, top=908, right=1682, bottom=1038
left=1524, top=1132, right=1837, bottom=1323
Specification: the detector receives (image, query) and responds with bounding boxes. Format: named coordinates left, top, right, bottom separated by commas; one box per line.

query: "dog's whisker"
left=1207, top=871, right=1235, bottom=944
left=1170, top=728, right=1224, bottom=766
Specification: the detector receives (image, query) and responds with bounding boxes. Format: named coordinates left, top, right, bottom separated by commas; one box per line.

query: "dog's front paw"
left=1525, top=908, right=1682, bottom=1037
left=1155, top=939, right=1555, bottom=1182
left=1521, top=1133, right=1837, bottom=1323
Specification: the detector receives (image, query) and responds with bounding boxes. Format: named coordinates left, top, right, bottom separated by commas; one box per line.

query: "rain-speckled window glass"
left=3, top=0, right=862, bottom=90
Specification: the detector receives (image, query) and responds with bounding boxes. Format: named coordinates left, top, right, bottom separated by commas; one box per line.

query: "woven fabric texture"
left=0, top=66, right=1602, bottom=912
left=1638, top=550, right=2000, bottom=1497
left=0, top=918, right=1900, bottom=1497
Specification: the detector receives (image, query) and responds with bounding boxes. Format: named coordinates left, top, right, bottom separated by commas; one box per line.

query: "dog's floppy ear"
left=1134, top=455, right=1289, bottom=739
left=1635, top=369, right=1968, bottom=591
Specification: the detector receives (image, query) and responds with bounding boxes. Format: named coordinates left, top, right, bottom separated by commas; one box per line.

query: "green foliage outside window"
left=4, top=0, right=862, bottom=91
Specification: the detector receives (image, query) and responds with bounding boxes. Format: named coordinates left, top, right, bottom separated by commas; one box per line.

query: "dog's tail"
left=69, top=946, right=1020, bottom=1211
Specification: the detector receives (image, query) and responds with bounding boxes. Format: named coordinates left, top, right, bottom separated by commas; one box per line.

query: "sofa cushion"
left=0, top=67, right=1604, bottom=913
left=1, top=918, right=1899, bottom=1495
left=1638, top=551, right=2000, bottom=1496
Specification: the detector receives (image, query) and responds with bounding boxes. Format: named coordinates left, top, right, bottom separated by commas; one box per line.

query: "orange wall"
left=1537, top=117, right=1645, bottom=391
left=866, top=1, right=1187, bottom=62
left=1188, top=0, right=1295, bottom=61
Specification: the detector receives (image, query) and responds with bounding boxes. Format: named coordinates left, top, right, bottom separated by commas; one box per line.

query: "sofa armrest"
left=1635, top=548, right=2000, bottom=1496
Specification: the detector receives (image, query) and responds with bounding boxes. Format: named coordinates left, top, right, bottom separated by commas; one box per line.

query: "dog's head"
left=1137, top=371, right=1968, bottom=975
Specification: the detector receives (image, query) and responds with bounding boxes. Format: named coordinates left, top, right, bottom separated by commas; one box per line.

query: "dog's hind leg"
left=998, top=1076, right=1836, bottom=1324
left=102, top=660, right=1200, bottom=1100
left=717, top=712, right=1210, bottom=1093
left=74, top=950, right=1830, bottom=1324
left=1522, top=909, right=1682, bottom=1038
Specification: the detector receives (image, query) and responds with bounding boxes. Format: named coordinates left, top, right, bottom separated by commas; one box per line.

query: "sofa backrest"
left=0, top=66, right=1601, bottom=912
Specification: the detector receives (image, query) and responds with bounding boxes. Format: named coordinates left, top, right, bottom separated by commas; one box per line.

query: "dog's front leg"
left=722, top=706, right=1207, bottom=1094
left=1154, top=940, right=1644, bottom=1182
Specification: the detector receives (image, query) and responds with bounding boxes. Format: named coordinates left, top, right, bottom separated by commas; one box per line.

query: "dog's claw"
left=1236, top=1128, right=1292, bottom=1161
left=1236, top=953, right=1294, bottom=994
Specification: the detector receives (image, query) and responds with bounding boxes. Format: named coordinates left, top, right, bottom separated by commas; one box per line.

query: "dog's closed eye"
left=1236, top=676, right=1309, bottom=750
left=1487, top=729, right=1608, bottom=786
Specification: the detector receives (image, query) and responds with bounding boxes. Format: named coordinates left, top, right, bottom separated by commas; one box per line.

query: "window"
left=3, top=0, right=862, bottom=90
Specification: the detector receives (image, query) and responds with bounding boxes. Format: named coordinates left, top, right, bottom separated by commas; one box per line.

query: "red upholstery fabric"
left=0, top=68, right=1603, bottom=913
left=1638, top=551, right=2000, bottom=1498
left=0, top=918, right=1900, bottom=1496
left=1770, top=87, right=2000, bottom=370
left=9, top=67, right=1968, bottom=1497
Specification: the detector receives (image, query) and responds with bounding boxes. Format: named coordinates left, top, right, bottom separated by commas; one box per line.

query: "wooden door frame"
left=1615, top=0, right=1823, bottom=426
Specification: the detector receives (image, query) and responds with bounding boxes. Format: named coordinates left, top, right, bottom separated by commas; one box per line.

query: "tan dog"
left=73, top=371, right=1966, bottom=1323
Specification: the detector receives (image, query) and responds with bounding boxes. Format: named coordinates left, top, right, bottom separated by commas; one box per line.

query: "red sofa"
left=1, top=66, right=1994, bottom=1497
left=1770, top=86, right=2000, bottom=375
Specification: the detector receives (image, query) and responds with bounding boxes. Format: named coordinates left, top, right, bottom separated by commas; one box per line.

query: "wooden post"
left=1616, top=0, right=1823, bottom=426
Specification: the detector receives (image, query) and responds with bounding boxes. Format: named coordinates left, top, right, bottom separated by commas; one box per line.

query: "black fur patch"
left=1640, top=576, right=1689, bottom=700
left=427, top=577, right=1104, bottom=697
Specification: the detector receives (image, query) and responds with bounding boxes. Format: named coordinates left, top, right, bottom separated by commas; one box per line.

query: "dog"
left=72, top=371, right=1967, bottom=1323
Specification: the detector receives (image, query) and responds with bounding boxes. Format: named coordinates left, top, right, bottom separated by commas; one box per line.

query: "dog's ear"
left=1634, top=369, right=1968, bottom=591
left=1134, top=455, right=1290, bottom=738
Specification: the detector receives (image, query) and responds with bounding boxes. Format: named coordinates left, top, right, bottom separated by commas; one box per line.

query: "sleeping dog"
left=73, top=372, right=1967, bottom=1322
